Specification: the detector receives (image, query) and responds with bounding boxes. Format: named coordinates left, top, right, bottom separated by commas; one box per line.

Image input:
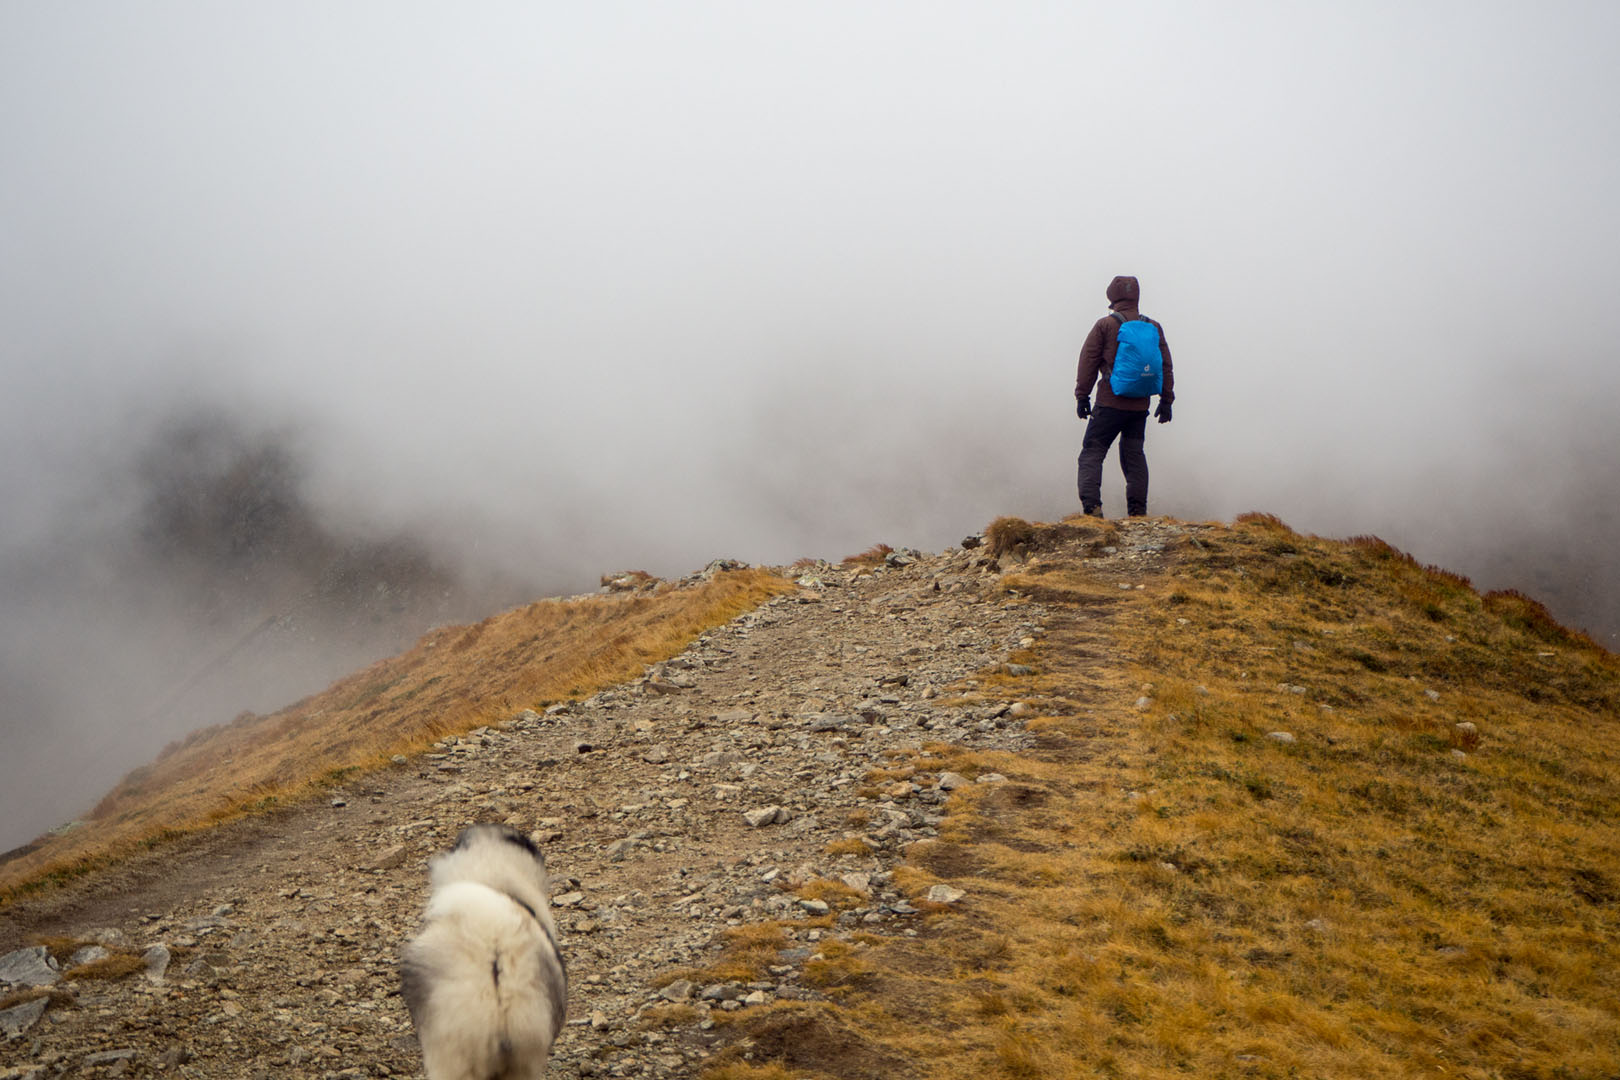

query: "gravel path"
left=1, top=538, right=1087, bottom=1080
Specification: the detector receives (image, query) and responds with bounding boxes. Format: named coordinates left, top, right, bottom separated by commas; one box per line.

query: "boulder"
left=142, top=945, right=171, bottom=984
left=743, top=806, right=787, bottom=828
left=367, top=844, right=408, bottom=872
left=66, top=946, right=109, bottom=970
left=0, top=997, right=48, bottom=1039
left=0, top=947, right=58, bottom=988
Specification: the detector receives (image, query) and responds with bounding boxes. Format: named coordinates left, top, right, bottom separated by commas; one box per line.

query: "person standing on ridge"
left=1074, top=274, right=1174, bottom=517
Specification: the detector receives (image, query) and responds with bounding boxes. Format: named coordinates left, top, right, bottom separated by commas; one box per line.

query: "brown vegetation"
left=841, top=544, right=894, bottom=567
left=985, top=517, right=1037, bottom=558
left=714, top=515, right=1620, bottom=1079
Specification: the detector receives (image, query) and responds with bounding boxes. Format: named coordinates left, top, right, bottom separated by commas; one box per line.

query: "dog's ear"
left=496, top=826, right=544, bottom=863
left=452, top=823, right=544, bottom=863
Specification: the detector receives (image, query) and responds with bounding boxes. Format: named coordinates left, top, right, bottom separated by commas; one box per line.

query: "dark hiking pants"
left=1077, top=405, right=1149, bottom=516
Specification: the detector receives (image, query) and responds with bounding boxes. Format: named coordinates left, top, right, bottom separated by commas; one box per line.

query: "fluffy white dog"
left=402, top=824, right=567, bottom=1079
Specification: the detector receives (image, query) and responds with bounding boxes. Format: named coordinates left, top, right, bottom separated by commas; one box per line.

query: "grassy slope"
left=0, top=568, right=793, bottom=903
left=700, top=515, right=1619, bottom=1080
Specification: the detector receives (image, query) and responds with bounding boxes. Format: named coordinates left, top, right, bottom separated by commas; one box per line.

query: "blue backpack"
left=1108, top=313, right=1164, bottom=397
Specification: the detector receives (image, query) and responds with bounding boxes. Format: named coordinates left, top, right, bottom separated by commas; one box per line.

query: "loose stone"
left=0, top=947, right=58, bottom=988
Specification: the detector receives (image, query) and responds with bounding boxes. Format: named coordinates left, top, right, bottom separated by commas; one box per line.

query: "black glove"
left=1077, top=397, right=1091, bottom=420
left=1155, top=399, right=1172, bottom=424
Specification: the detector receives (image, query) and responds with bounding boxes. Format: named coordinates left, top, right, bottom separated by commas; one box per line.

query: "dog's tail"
left=486, top=940, right=565, bottom=1080
left=486, top=955, right=518, bottom=1080
left=492, top=1036, right=515, bottom=1079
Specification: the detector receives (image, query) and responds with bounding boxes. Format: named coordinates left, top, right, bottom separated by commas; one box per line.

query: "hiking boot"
left=1082, top=505, right=1104, bottom=519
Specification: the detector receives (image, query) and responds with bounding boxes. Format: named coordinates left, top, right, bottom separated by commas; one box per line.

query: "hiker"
left=1074, top=275, right=1174, bottom=517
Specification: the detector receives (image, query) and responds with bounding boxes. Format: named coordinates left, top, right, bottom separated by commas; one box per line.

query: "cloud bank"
left=2, top=1, right=1616, bottom=848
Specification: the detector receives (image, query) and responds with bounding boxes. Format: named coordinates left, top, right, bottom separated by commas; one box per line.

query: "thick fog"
left=3, top=2, right=1617, bottom=851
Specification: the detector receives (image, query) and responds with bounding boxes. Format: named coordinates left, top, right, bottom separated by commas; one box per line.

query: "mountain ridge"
left=2, top=514, right=1616, bottom=1080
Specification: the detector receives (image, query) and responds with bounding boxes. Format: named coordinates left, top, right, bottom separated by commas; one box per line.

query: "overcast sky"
left=2, top=1, right=1617, bottom=844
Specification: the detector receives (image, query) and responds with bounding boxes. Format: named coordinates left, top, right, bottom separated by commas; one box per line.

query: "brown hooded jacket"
left=1075, top=275, right=1175, bottom=412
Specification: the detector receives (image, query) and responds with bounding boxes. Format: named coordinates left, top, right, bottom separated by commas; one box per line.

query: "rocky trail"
left=0, top=522, right=1187, bottom=1079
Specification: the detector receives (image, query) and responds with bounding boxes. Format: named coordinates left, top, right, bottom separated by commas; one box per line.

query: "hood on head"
left=1106, top=275, right=1140, bottom=309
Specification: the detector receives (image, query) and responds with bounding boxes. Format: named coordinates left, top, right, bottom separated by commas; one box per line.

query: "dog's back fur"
left=402, top=825, right=567, bottom=1079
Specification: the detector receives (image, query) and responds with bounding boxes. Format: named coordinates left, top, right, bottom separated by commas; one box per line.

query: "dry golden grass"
left=60, top=950, right=147, bottom=982
left=638, top=1003, right=704, bottom=1029
left=801, top=937, right=878, bottom=993
left=29, top=935, right=150, bottom=983
left=986, top=516, right=1038, bottom=558
left=797, top=878, right=869, bottom=910
left=841, top=543, right=895, bottom=567
left=0, top=568, right=793, bottom=903
left=0, top=936, right=150, bottom=1012
left=0, top=985, right=76, bottom=1013
left=989, top=513, right=1126, bottom=562
left=700, top=1067, right=802, bottom=1080
left=716, top=516, right=1620, bottom=1080
left=658, top=921, right=799, bottom=989
left=600, top=568, right=657, bottom=589
left=702, top=1001, right=918, bottom=1080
